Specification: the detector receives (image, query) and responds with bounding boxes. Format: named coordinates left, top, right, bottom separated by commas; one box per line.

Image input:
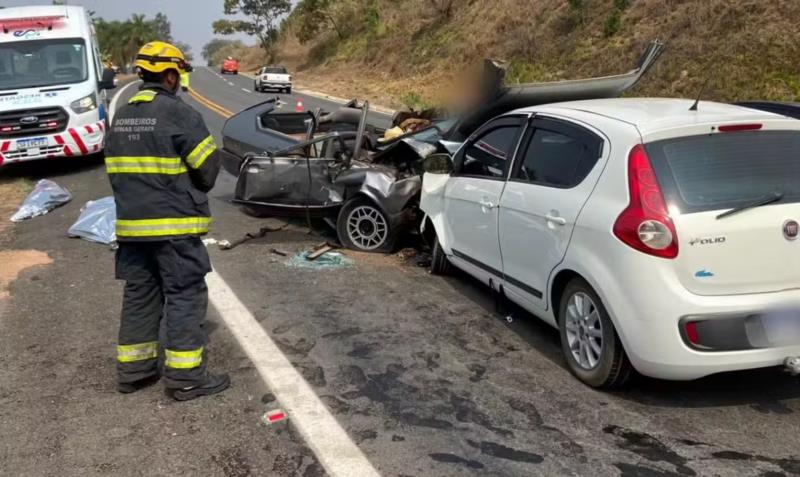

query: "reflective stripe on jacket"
left=105, top=84, right=221, bottom=241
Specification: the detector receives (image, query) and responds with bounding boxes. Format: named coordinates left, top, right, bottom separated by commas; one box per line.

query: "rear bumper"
left=260, top=82, right=291, bottom=89
left=589, top=247, right=800, bottom=380
left=0, top=119, right=105, bottom=165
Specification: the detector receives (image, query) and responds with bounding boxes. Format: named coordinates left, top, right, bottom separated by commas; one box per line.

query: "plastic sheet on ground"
left=67, top=196, right=117, bottom=245
left=10, top=179, right=72, bottom=222
left=285, top=250, right=353, bottom=270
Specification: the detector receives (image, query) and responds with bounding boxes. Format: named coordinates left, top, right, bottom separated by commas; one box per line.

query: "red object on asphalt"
left=262, top=409, right=287, bottom=425
left=295, top=100, right=304, bottom=112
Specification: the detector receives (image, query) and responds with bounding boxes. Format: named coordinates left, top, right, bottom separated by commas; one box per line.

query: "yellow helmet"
left=135, top=41, right=190, bottom=75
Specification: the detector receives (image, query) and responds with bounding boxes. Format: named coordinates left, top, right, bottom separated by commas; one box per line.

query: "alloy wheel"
left=346, top=205, right=388, bottom=251
left=565, top=292, right=604, bottom=370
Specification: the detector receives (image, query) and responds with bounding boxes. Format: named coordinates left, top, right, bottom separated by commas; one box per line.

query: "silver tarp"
left=67, top=196, right=117, bottom=245
left=10, top=179, right=72, bottom=222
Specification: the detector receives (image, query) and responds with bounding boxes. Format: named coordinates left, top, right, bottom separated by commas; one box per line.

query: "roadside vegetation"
left=94, top=13, right=193, bottom=71
left=205, top=0, right=800, bottom=109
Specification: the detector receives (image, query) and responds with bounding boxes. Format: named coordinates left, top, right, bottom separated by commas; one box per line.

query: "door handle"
left=479, top=199, right=496, bottom=209
left=545, top=214, right=567, bottom=226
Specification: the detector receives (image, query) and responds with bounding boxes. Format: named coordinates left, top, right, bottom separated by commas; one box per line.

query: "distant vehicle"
left=254, top=66, right=292, bottom=94
left=221, top=57, right=239, bottom=75
left=421, top=98, right=800, bottom=388
left=0, top=5, right=116, bottom=166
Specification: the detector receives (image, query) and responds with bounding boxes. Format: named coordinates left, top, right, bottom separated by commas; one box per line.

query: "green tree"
left=202, top=38, right=239, bottom=63
left=212, top=0, right=291, bottom=53
left=152, top=12, right=173, bottom=42
left=173, top=41, right=194, bottom=62
left=201, top=38, right=245, bottom=66
left=294, top=0, right=344, bottom=43
left=94, top=14, right=171, bottom=72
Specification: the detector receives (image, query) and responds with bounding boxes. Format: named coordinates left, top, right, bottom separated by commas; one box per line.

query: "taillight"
left=718, top=123, right=762, bottom=132
left=613, top=144, right=679, bottom=259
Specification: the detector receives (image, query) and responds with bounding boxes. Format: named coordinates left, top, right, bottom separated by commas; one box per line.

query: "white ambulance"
left=0, top=5, right=115, bottom=166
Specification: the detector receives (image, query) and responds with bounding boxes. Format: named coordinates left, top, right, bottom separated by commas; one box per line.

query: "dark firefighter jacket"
left=105, top=84, right=221, bottom=241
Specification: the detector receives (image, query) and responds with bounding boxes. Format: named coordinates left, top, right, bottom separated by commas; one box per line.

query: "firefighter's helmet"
left=135, top=41, right=190, bottom=75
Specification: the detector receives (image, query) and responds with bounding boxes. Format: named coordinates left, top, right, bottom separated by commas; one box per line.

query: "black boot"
left=173, top=373, right=231, bottom=401
left=117, top=375, right=160, bottom=394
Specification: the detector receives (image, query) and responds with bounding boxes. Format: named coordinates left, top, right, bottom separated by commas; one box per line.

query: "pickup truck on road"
left=254, top=66, right=292, bottom=94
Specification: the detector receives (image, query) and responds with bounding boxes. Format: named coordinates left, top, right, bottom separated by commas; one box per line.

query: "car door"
left=499, top=116, right=606, bottom=311
left=443, top=115, right=526, bottom=283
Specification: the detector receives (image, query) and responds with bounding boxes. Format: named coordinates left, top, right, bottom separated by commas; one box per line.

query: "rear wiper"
left=716, top=191, right=784, bottom=220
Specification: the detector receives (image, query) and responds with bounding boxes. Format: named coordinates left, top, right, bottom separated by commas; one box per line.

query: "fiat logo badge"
left=784, top=220, right=799, bottom=240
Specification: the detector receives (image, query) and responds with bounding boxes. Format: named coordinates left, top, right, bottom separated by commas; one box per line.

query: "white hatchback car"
left=421, top=98, right=800, bottom=388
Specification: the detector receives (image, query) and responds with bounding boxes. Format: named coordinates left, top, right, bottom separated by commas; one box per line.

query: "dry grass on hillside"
left=268, top=0, right=800, bottom=109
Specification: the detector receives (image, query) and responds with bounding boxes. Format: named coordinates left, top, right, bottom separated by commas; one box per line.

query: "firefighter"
left=105, top=41, right=229, bottom=401
left=180, top=70, right=190, bottom=92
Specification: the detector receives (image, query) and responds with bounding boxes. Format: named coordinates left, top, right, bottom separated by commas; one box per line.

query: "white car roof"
left=521, top=98, right=785, bottom=136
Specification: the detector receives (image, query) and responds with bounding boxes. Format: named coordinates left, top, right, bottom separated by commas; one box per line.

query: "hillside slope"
left=267, top=0, right=799, bottom=109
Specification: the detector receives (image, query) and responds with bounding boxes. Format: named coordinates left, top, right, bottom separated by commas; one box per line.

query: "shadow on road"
left=0, top=155, right=104, bottom=183
left=437, top=268, right=800, bottom=409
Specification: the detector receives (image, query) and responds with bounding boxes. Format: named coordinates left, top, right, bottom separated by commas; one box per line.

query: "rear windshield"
left=264, top=67, right=287, bottom=74
left=646, top=131, right=800, bottom=214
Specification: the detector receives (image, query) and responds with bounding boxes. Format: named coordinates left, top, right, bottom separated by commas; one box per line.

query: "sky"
left=0, top=0, right=258, bottom=57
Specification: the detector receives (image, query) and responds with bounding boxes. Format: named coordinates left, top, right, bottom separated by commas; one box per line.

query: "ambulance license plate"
left=17, top=137, right=47, bottom=150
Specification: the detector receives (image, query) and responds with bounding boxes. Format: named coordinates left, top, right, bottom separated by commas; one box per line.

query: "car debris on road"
left=217, top=224, right=287, bottom=251
left=286, top=249, right=352, bottom=270
left=10, top=179, right=72, bottom=222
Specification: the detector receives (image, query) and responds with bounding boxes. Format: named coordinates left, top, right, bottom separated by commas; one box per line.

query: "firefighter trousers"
left=115, top=237, right=212, bottom=388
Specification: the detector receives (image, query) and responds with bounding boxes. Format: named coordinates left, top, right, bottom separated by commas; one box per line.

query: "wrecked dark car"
left=220, top=100, right=456, bottom=252
left=219, top=40, right=664, bottom=253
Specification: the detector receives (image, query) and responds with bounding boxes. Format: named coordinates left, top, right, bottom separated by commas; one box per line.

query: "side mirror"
left=99, top=68, right=116, bottom=90
left=424, top=153, right=454, bottom=174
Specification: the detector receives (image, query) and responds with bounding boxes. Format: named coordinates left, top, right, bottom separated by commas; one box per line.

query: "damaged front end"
left=220, top=40, right=664, bottom=252
left=222, top=100, right=438, bottom=251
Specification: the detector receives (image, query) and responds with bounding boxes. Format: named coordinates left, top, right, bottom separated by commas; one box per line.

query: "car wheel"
left=558, top=278, right=632, bottom=389
left=287, top=88, right=292, bottom=95
left=336, top=197, right=394, bottom=253
left=429, top=234, right=451, bottom=275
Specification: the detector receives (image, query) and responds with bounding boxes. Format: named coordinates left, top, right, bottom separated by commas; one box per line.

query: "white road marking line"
left=242, top=88, right=251, bottom=93
left=108, top=80, right=141, bottom=122
left=205, top=272, right=380, bottom=477
left=227, top=81, right=235, bottom=86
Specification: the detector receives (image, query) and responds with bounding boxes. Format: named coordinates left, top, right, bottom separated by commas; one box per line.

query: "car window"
left=264, top=67, right=287, bottom=74
left=513, top=121, right=601, bottom=188
left=458, top=125, right=521, bottom=179
left=646, top=130, right=800, bottom=214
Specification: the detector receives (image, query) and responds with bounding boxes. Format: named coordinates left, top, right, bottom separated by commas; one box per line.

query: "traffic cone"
left=295, top=100, right=304, bottom=112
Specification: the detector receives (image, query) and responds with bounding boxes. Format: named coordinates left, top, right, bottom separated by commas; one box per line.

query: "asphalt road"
left=1, top=70, right=799, bottom=477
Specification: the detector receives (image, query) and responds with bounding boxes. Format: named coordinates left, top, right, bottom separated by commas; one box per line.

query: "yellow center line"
left=188, top=88, right=234, bottom=118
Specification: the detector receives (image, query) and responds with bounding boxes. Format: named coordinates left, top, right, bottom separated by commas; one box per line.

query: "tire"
left=233, top=71, right=238, bottom=75
left=286, top=87, right=292, bottom=95
left=558, top=278, right=632, bottom=389
left=429, top=234, right=451, bottom=275
left=336, top=197, right=395, bottom=253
